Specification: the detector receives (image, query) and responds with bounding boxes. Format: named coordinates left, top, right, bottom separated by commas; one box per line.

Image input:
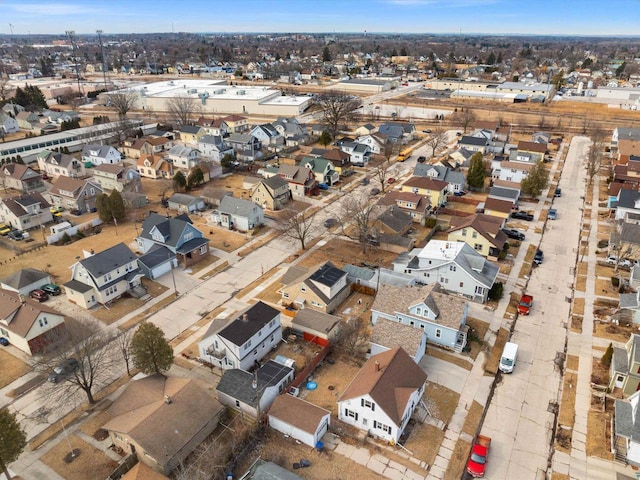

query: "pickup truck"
left=466, top=434, right=491, bottom=477
left=518, top=294, right=533, bottom=315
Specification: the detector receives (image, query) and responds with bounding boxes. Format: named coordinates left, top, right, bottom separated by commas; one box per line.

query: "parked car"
left=0, top=338, right=8, bottom=346
left=317, top=183, right=329, bottom=190
left=0, top=224, right=10, bottom=236
left=387, top=177, right=396, bottom=184
left=502, top=229, right=525, bottom=241
left=324, top=218, right=338, bottom=228
left=70, top=209, right=82, bottom=216
left=454, top=190, right=467, bottom=197
left=534, top=249, right=544, bottom=265
left=7, top=230, right=24, bottom=241
left=517, top=294, right=533, bottom=315
left=466, top=435, right=491, bottom=477
left=554, top=188, right=562, bottom=197
left=422, top=129, right=432, bottom=134
left=607, top=255, right=633, bottom=268
left=48, top=358, right=79, bottom=383
left=41, top=284, right=62, bottom=296
left=548, top=208, right=557, bottom=220
left=29, top=289, right=49, bottom=302
left=50, top=206, right=64, bottom=214
left=361, top=178, right=370, bottom=186
left=417, top=156, right=426, bottom=163
left=510, top=211, right=534, bottom=221
left=370, top=187, right=381, bottom=196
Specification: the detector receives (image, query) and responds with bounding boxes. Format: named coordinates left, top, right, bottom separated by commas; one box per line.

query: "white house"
left=166, top=145, right=201, bottom=170
left=338, top=347, right=427, bottom=443
left=198, top=135, right=233, bottom=161
left=615, top=389, right=640, bottom=466
left=269, top=394, right=331, bottom=447
left=81, top=144, right=122, bottom=166
left=340, top=142, right=371, bottom=166
left=0, top=193, right=52, bottom=231
left=392, top=240, right=499, bottom=303
left=0, top=112, right=19, bottom=134
left=198, top=301, right=282, bottom=370
left=0, top=268, right=52, bottom=296
left=355, top=134, right=385, bottom=155
left=211, top=196, right=264, bottom=232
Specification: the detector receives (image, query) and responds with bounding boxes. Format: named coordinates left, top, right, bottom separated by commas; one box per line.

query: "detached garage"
left=291, top=309, right=340, bottom=347
left=268, top=394, right=331, bottom=448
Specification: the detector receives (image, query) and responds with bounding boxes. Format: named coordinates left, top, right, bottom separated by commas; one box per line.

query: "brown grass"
left=505, top=291, right=520, bottom=318
left=593, top=323, right=631, bottom=344
left=558, top=372, right=577, bottom=427
left=586, top=410, right=613, bottom=460
left=425, top=383, right=459, bottom=424
left=428, top=347, right=472, bottom=371
left=236, top=268, right=280, bottom=302
left=295, top=238, right=398, bottom=270
left=444, top=439, right=471, bottom=480
left=303, top=355, right=363, bottom=416
left=571, top=315, right=583, bottom=333
left=184, top=252, right=220, bottom=276
left=575, top=275, right=587, bottom=293
left=117, top=293, right=177, bottom=331
left=404, top=423, right=445, bottom=466
left=485, top=328, right=510, bottom=375
left=594, top=278, right=619, bottom=298
left=0, top=350, right=31, bottom=389
left=461, top=401, right=484, bottom=437
left=572, top=298, right=585, bottom=316
left=551, top=474, right=570, bottom=480
left=40, top=434, right=118, bottom=480
left=79, top=410, right=111, bottom=437
left=595, top=264, right=615, bottom=277
left=466, top=317, right=490, bottom=360
left=524, top=243, right=537, bottom=263
left=565, top=355, right=579, bottom=372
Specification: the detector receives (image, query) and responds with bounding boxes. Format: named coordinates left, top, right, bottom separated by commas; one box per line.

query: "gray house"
left=167, top=193, right=205, bottom=213
left=393, top=240, right=499, bottom=303
left=0, top=268, right=52, bottom=295
left=211, top=196, right=264, bottom=232
left=371, top=282, right=469, bottom=352
left=413, top=164, right=466, bottom=194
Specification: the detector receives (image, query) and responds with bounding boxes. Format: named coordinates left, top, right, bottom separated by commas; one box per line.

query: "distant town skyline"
left=1, top=0, right=637, bottom=37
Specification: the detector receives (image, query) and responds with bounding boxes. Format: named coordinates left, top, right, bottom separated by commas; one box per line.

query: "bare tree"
left=276, top=208, right=316, bottom=250
left=317, top=91, right=361, bottom=138
left=373, top=158, right=397, bottom=194
left=459, top=108, right=476, bottom=133
left=167, top=94, right=197, bottom=127
left=426, top=128, right=447, bottom=158
left=339, top=192, right=378, bottom=253
left=108, top=89, right=138, bottom=120
left=610, top=221, right=640, bottom=272
left=0, top=76, right=13, bottom=103
left=336, top=317, right=370, bottom=357
left=114, top=328, right=134, bottom=376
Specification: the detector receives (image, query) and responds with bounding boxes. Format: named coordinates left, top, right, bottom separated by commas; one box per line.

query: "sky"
left=1, top=0, right=638, bottom=36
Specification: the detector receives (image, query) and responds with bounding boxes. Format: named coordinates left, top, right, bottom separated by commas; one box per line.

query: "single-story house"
left=290, top=309, right=340, bottom=346
left=167, top=193, right=205, bottom=213
left=211, top=196, right=264, bottom=232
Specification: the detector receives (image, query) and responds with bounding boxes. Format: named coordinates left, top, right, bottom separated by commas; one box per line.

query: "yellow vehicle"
left=397, top=147, right=413, bottom=162
left=0, top=224, right=11, bottom=236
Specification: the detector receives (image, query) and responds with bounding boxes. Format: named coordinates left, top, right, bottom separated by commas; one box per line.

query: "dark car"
left=511, top=211, right=534, bottom=221
left=554, top=188, right=562, bottom=198
left=29, top=289, right=49, bottom=302
left=41, top=284, right=62, bottom=296
left=324, top=218, right=338, bottom=228
left=454, top=190, right=467, bottom=197
left=534, top=249, right=544, bottom=265
left=317, top=183, right=329, bottom=190
left=7, top=230, right=24, bottom=241
left=417, top=156, right=426, bottom=163
left=361, top=178, right=370, bottom=186
left=0, top=338, right=9, bottom=346
left=370, top=187, right=381, bottom=196
left=502, top=229, right=525, bottom=241
left=48, top=358, right=79, bottom=383
left=422, top=129, right=432, bottom=134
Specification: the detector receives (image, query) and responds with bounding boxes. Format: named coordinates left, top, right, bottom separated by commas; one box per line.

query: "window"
left=361, top=399, right=375, bottom=411
left=373, top=420, right=392, bottom=434
left=38, top=317, right=48, bottom=327
left=435, top=328, right=442, bottom=338
left=416, top=307, right=421, bottom=315
left=440, top=277, right=449, bottom=284
left=235, top=400, right=240, bottom=407
left=472, top=231, right=477, bottom=238
left=300, top=286, right=307, bottom=293
left=474, top=244, right=483, bottom=251
left=449, top=265, right=456, bottom=272
left=199, top=245, right=207, bottom=255
left=283, top=292, right=289, bottom=298
left=345, top=409, right=358, bottom=421
left=475, top=285, right=484, bottom=295
left=461, top=229, right=467, bottom=236
left=460, top=282, right=464, bottom=288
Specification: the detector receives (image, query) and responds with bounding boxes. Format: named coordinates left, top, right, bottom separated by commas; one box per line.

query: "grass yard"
left=404, top=423, right=444, bottom=466
left=303, top=355, right=363, bottom=416
left=555, top=372, right=577, bottom=454
left=424, top=383, right=459, bottom=424
left=296, top=238, right=398, bottom=270
left=40, top=434, right=118, bottom=480
left=595, top=264, right=615, bottom=277
left=566, top=355, right=579, bottom=372
left=505, top=291, right=520, bottom=318
left=428, top=347, right=472, bottom=371
left=586, top=410, right=613, bottom=460
left=577, top=262, right=588, bottom=275
left=79, top=410, right=112, bottom=438
left=572, top=298, right=585, bottom=316
left=485, top=328, right=510, bottom=375
left=0, top=350, right=31, bottom=389
left=466, top=317, right=490, bottom=360
left=461, top=401, right=484, bottom=437
left=594, top=278, right=619, bottom=298
left=444, top=439, right=471, bottom=480
left=117, top=292, right=177, bottom=331
left=575, top=275, right=587, bottom=292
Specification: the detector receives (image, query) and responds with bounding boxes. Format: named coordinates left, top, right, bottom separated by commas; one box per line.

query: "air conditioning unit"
left=288, top=387, right=300, bottom=397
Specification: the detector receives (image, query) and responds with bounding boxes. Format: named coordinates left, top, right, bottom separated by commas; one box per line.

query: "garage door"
left=151, top=261, right=172, bottom=279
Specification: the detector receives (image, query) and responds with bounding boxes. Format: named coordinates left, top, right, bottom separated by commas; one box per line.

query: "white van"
left=499, top=342, right=518, bottom=374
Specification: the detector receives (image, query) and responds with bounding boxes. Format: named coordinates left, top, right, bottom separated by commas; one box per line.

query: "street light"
left=96, top=30, right=108, bottom=92
left=65, top=30, right=82, bottom=97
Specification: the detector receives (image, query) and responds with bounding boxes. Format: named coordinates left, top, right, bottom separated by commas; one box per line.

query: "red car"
left=467, top=435, right=491, bottom=477
left=29, top=289, right=49, bottom=302
left=517, top=294, right=533, bottom=315
left=387, top=177, right=396, bottom=184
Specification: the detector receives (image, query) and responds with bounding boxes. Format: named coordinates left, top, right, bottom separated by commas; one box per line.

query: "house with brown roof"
left=136, top=154, right=173, bottom=180
left=221, top=114, right=249, bottom=133
left=618, top=139, right=640, bottom=164
left=337, top=347, right=427, bottom=443
left=268, top=394, right=331, bottom=447
left=44, top=176, right=103, bottom=213
left=370, top=317, right=427, bottom=364
left=280, top=262, right=350, bottom=314
left=374, top=205, right=413, bottom=236
left=121, top=137, right=172, bottom=159
left=0, top=289, right=67, bottom=355
left=0, top=163, right=45, bottom=193
left=377, top=191, right=431, bottom=224
left=120, top=462, right=169, bottom=480
left=371, top=282, right=470, bottom=352
left=401, top=177, right=448, bottom=208
left=447, top=213, right=507, bottom=259
left=92, top=163, right=141, bottom=192
left=263, top=164, right=316, bottom=198
left=0, top=192, right=52, bottom=231
left=320, top=149, right=352, bottom=175
left=103, top=374, right=224, bottom=476
left=196, top=117, right=229, bottom=137
left=483, top=197, right=513, bottom=220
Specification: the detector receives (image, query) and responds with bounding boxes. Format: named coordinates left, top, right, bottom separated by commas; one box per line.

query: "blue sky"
left=1, top=0, right=637, bottom=36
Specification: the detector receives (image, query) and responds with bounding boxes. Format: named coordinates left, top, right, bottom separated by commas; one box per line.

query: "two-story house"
left=0, top=289, right=68, bottom=355
left=250, top=175, right=291, bottom=210
left=392, top=240, right=499, bottom=303
left=0, top=163, right=45, bottom=193
left=338, top=347, right=427, bottom=444
left=166, top=145, right=201, bottom=170
left=491, top=141, right=544, bottom=187
left=92, top=163, right=140, bottom=193
left=121, top=136, right=172, bottom=159
left=614, top=390, right=640, bottom=467
left=300, top=157, right=340, bottom=186
left=198, top=135, right=233, bottom=161
left=371, top=282, right=470, bottom=352
left=610, top=334, right=640, bottom=396
left=45, top=176, right=103, bottom=213
left=179, top=125, right=205, bottom=145
left=136, top=154, right=173, bottom=180
left=198, top=301, right=283, bottom=370
left=321, top=149, right=352, bottom=176
left=401, top=177, right=448, bottom=208
left=263, top=164, right=316, bottom=198
left=63, top=242, right=144, bottom=309
left=458, top=135, right=489, bottom=154
left=0, top=193, right=52, bottom=231
left=378, top=122, right=415, bottom=144
left=221, top=114, right=249, bottom=134
left=413, top=164, right=466, bottom=195
left=377, top=191, right=431, bottom=224
left=340, top=142, right=371, bottom=166
left=196, top=117, right=229, bottom=137
left=227, top=134, right=262, bottom=161
left=369, top=318, right=427, bottom=364
left=354, top=134, right=386, bottom=155
left=37, top=150, right=83, bottom=178
left=250, top=124, right=282, bottom=147
left=211, top=196, right=264, bottom=232
left=280, top=262, right=350, bottom=314
left=447, top=213, right=508, bottom=259
left=81, top=144, right=122, bottom=166
left=0, top=112, right=19, bottom=135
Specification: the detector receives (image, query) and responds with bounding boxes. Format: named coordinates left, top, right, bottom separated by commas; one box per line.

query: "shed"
left=291, top=309, right=340, bottom=346
left=268, top=394, right=331, bottom=447
left=167, top=193, right=205, bottom=213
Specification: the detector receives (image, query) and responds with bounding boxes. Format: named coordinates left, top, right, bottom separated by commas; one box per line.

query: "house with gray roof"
left=413, top=164, right=466, bottom=194
left=37, top=150, right=84, bottom=178
left=371, top=282, right=469, bottom=352
left=136, top=213, right=210, bottom=277
left=488, top=185, right=520, bottom=204
left=81, top=144, right=122, bottom=166
left=291, top=309, right=340, bottom=346
left=614, top=388, right=640, bottom=466
left=378, top=122, right=415, bottom=144
left=63, top=242, right=144, bottom=309
left=167, top=193, right=205, bottom=213
left=227, top=133, right=262, bottom=161
left=0, top=268, right=52, bottom=296
left=613, top=189, right=640, bottom=221
left=370, top=317, right=427, bottom=363
left=458, top=135, right=489, bottom=154
left=198, top=301, right=282, bottom=371
left=166, top=145, right=201, bottom=170
left=375, top=205, right=412, bottom=235
left=620, top=290, right=640, bottom=325
left=211, top=196, right=263, bottom=232
left=610, top=334, right=640, bottom=396
left=393, top=239, right=499, bottom=303
left=340, top=142, right=371, bottom=166
left=262, top=164, right=316, bottom=198
left=216, top=360, right=294, bottom=419
left=250, top=124, right=283, bottom=147
left=250, top=175, right=291, bottom=210
left=300, top=156, right=339, bottom=185
left=343, top=264, right=416, bottom=290
left=197, top=135, right=233, bottom=161
left=281, top=262, right=350, bottom=314
left=0, top=192, right=52, bottom=231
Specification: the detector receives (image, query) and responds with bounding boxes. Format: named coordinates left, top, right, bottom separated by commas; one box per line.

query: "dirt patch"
left=207, top=227, right=251, bottom=252
left=40, top=434, right=118, bottom=480
left=295, top=238, right=398, bottom=270
left=0, top=349, right=31, bottom=389
left=572, top=298, right=585, bottom=316
left=593, top=322, right=634, bottom=344
left=575, top=275, right=587, bottom=292
left=594, top=278, right=619, bottom=298
left=461, top=401, right=484, bottom=437
left=444, top=439, right=471, bottom=480
left=570, top=315, right=583, bottom=333
left=466, top=317, right=490, bottom=361
left=485, top=328, right=510, bottom=375
left=586, top=409, right=613, bottom=460
left=428, top=347, right=472, bottom=371
left=565, top=355, right=579, bottom=372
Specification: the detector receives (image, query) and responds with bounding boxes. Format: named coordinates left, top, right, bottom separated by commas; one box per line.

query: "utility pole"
left=65, top=30, right=83, bottom=98
left=96, top=30, right=108, bottom=91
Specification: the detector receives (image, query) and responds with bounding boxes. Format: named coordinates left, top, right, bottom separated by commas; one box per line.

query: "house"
left=377, top=191, right=431, bottom=224
left=120, top=462, right=169, bottom=480
left=136, top=213, right=210, bottom=274
left=211, top=196, right=264, bottom=232
left=321, top=149, right=352, bottom=175
left=392, top=240, right=499, bottom=303
left=280, top=262, right=350, bottom=314
left=488, top=185, right=520, bottom=205
left=221, top=114, right=249, bottom=133
left=0, top=268, right=52, bottom=295
left=620, top=290, right=640, bottom=325
left=610, top=334, right=640, bottom=396
left=268, top=395, right=331, bottom=447
left=273, top=117, right=306, bottom=139
left=196, top=117, right=229, bottom=137
left=612, top=189, right=640, bottom=221
left=290, top=308, right=340, bottom=346
left=250, top=176, right=291, bottom=210
left=45, top=176, right=103, bottom=213
left=166, top=145, right=201, bottom=170
left=355, top=133, right=387, bottom=155
left=178, top=125, right=204, bottom=145
left=167, top=193, right=205, bottom=213
left=198, top=135, right=233, bottom=161
left=227, top=134, right=262, bottom=161
left=370, top=317, right=427, bottom=363
left=378, top=122, right=415, bottom=144
left=63, top=243, right=144, bottom=309
left=449, top=148, right=475, bottom=168
left=263, top=164, right=316, bottom=198
left=413, top=164, right=466, bottom=195
left=374, top=205, right=413, bottom=236
left=0, top=289, right=67, bottom=355
left=250, top=124, right=282, bottom=146
left=0, top=193, right=52, bottom=231
left=458, top=135, right=489, bottom=154
left=241, top=459, right=305, bottom=480
left=401, top=177, right=448, bottom=208
left=483, top=197, right=513, bottom=220
left=447, top=214, right=508, bottom=259
left=337, top=347, right=427, bottom=443
left=491, top=141, right=544, bottom=186
left=16, top=111, right=39, bottom=130
left=0, top=163, right=45, bottom=193
left=343, top=264, right=416, bottom=290
left=136, top=154, right=173, bottom=180
left=354, top=123, right=378, bottom=137
left=300, top=157, right=340, bottom=186
left=614, top=389, right=640, bottom=466
left=198, top=301, right=282, bottom=370
left=81, top=144, right=122, bottom=166
left=121, top=136, right=172, bottom=159
left=216, top=360, right=294, bottom=418
left=0, top=112, right=19, bottom=134
left=340, top=142, right=371, bottom=166
left=92, top=163, right=140, bottom=192
left=37, top=150, right=83, bottom=178
left=103, top=374, right=224, bottom=476
left=371, top=282, right=469, bottom=352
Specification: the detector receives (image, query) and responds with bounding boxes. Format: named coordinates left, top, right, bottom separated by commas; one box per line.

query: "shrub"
left=611, top=276, right=620, bottom=287
left=60, top=232, right=71, bottom=244
left=488, top=281, right=504, bottom=301
left=424, top=217, right=437, bottom=228
left=601, top=343, right=613, bottom=368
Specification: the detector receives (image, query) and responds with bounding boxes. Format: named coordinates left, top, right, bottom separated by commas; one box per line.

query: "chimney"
left=375, top=361, right=380, bottom=372
left=242, top=313, right=249, bottom=322
left=164, top=395, right=172, bottom=404
left=252, top=371, right=258, bottom=389
left=18, top=294, right=25, bottom=304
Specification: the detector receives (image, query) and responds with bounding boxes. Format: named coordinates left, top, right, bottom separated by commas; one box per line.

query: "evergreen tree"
left=187, top=167, right=204, bottom=189
left=95, top=194, right=112, bottom=223
left=318, top=130, right=332, bottom=147
left=322, top=46, right=332, bottom=62
left=520, top=160, right=549, bottom=198
left=467, top=152, right=486, bottom=190
left=0, top=408, right=27, bottom=480
left=173, top=171, right=187, bottom=192
left=486, top=51, right=496, bottom=65
left=131, top=322, right=174, bottom=375
left=109, top=190, right=126, bottom=222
